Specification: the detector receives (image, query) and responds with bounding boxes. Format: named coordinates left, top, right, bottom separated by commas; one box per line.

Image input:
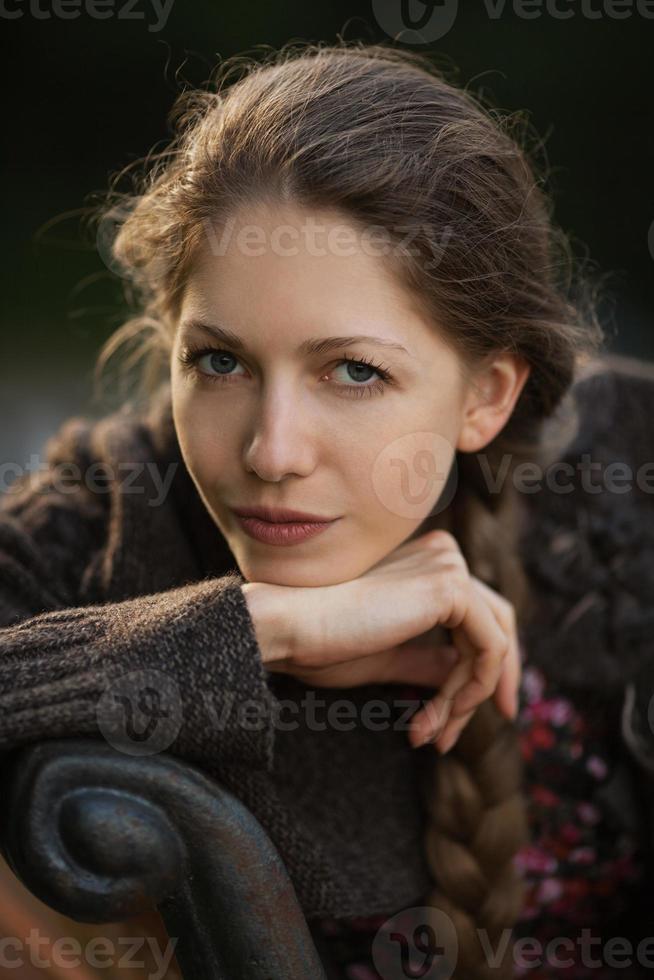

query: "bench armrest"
left=0, top=738, right=327, bottom=980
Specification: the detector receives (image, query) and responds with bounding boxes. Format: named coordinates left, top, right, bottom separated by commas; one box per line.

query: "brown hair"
left=90, top=40, right=605, bottom=976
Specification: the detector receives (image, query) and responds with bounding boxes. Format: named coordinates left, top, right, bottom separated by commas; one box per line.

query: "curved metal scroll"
left=0, top=739, right=327, bottom=980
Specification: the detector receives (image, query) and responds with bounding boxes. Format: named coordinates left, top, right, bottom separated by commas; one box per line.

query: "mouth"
left=230, top=505, right=339, bottom=524
left=230, top=508, right=341, bottom=547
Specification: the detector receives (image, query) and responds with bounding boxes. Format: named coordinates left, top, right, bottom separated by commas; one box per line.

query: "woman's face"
left=170, top=200, right=521, bottom=587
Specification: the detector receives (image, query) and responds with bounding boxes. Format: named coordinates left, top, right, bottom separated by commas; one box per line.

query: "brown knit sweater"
left=1, top=359, right=653, bottom=922
left=0, top=383, right=434, bottom=920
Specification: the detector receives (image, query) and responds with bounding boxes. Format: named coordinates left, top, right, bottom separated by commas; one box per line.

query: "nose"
left=243, top=385, right=317, bottom=482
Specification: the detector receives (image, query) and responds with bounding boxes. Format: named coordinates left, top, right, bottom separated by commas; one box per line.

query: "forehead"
left=188, top=202, right=406, bottom=303
left=182, top=202, right=441, bottom=347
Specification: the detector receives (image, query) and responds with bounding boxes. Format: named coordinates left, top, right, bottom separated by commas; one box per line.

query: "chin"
left=235, top=551, right=360, bottom=589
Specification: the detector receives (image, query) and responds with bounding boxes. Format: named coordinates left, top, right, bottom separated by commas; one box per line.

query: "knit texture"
left=0, top=359, right=653, bottom=921
left=517, top=361, right=654, bottom=712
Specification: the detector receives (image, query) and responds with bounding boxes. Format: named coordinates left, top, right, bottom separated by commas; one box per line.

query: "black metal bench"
left=0, top=739, right=328, bottom=980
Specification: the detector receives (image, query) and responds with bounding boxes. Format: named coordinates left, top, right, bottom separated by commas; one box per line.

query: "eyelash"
left=176, top=344, right=396, bottom=399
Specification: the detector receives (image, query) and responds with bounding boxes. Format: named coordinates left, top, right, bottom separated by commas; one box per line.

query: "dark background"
left=2, top=1, right=653, bottom=471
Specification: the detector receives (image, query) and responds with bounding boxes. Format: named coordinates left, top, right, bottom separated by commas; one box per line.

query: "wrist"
left=241, top=581, right=294, bottom=665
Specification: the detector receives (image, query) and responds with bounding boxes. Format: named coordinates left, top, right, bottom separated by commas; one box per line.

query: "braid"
left=422, top=704, right=529, bottom=977
left=418, top=456, right=533, bottom=978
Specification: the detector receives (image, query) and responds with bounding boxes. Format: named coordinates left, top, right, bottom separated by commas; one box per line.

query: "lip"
left=231, top=505, right=338, bottom=524
left=233, top=514, right=340, bottom=547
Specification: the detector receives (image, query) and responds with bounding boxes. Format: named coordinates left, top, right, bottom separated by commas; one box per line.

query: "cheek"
left=172, top=389, right=237, bottom=490
left=366, top=426, right=456, bottom=527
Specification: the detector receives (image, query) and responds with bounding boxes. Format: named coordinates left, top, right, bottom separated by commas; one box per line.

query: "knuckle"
left=474, top=577, right=517, bottom=631
left=433, top=549, right=469, bottom=579
left=439, top=559, right=468, bottom=587
left=446, top=550, right=469, bottom=572
left=496, top=636, right=511, bottom=661
left=426, top=528, right=459, bottom=552
left=425, top=531, right=471, bottom=579
left=501, top=605, right=517, bottom=641
left=498, top=593, right=516, bottom=621
left=432, top=574, right=458, bottom=613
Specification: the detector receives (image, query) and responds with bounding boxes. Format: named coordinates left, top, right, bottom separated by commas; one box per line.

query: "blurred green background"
left=2, top=1, right=653, bottom=471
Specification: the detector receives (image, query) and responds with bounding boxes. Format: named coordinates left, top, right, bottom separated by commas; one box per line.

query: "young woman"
left=1, top=40, right=653, bottom=980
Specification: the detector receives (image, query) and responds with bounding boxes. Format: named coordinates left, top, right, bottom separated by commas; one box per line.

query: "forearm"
left=0, top=574, right=280, bottom=774
left=241, top=581, right=297, bottom=666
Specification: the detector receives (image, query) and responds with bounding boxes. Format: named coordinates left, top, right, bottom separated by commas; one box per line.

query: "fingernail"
left=414, top=726, right=441, bottom=748
left=501, top=700, right=515, bottom=721
left=412, top=720, right=445, bottom=748
left=426, top=698, right=452, bottom=734
left=500, top=691, right=519, bottom=721
left=436, top=730, right=458, bottom=754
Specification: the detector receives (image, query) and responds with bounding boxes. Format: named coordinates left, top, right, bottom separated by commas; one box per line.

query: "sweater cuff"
left=127, top=573, right=280, bottom=776
left=172, top=574, right=280, bottom=775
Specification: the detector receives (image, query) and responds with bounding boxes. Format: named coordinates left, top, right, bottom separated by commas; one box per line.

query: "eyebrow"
left=180, top=318, right=413, bottom=358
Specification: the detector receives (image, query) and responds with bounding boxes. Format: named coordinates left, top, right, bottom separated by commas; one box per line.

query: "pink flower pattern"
left=311, top=665, right=649, bottom=979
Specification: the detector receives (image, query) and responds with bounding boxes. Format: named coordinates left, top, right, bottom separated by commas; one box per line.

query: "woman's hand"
left=242, top=528, right=521, bottom=754
left=411, top=570, right=521, bottom=754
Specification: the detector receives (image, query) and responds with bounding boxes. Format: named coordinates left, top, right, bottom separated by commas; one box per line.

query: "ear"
left=456, top=353, right=531, bottom=453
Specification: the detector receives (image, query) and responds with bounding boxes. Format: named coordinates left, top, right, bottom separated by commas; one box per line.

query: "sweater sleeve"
left=0, top=493, right=280, bottom=776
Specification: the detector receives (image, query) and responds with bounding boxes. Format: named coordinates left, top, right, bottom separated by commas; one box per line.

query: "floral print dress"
left=309, top=663, right=652, bottom=980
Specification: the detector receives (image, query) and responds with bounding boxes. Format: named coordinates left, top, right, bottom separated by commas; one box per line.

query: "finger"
left=408, top=655, right=474, bottom=747
left=408, top=690, right=456, bottom=747
left=470, top=577, right=521, bottom=720
left=409, top=580, right=515, bottom=747
left=493, top=653, right=519, bottom=721
left=409, top=642, right=510, bottom=749
left=433, top=706, right=476, bottom=754
left=407, top=612, right=479, bottom=745
left=447, top=638, right=508, bottom=721
left=439, top=585, right=509, bottom=717
left=287, top=642, right=460, bottom=690
left=408, top=580, right=508, bottom=744
left=436, top=648, right=521, bottom=752
left=385, top=642, right=460, bottom=687
left=406, top=637, right=470, bottom=739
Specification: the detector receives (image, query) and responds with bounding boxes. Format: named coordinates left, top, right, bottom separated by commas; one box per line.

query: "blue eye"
left=176, top=345, right=395, bottom=398
left=329, top=355, right=394, bottom=397
left=334, top=359, right=378, bottom=383
left=198, top=350, right=245, bottom=377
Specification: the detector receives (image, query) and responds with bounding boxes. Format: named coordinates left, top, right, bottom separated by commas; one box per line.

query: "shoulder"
left=0, top=384, right=184, bottom=602
left=568, top=352, right=654, bottom=460
left=518, top=352, right=654, bottom=702
left=1, top=386, right=174, bottom=524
